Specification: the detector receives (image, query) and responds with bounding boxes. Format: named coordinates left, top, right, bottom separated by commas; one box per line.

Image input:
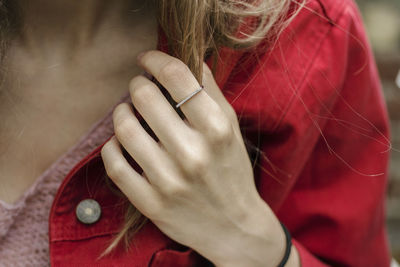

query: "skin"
left=0, top=0, right=158, bottom=203
left=1, top=0, right=300, bottom=266
left=102, top=50, right=300, bottom=266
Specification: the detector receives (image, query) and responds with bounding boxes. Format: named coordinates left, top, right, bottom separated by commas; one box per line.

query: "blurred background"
left=355, top=0, right=400, bottom=261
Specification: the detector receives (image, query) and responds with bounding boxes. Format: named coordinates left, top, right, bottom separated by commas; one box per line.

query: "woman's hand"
left=101, top=50, right=295, bottom=267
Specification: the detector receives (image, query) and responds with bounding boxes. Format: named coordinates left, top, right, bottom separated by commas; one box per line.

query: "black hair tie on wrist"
left=277, top=222, right=292, bottom=267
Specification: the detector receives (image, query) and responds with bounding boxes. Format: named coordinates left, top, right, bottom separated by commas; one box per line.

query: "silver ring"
left=175, top=85, right=204, bottom=108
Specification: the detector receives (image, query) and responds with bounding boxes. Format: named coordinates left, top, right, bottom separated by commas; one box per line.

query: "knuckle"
left=100, top=141, right=111, bottom=156
left=130, top=83, right=155, bottom=108
left=206, top=111, right=234, bottom=146
left=105, top=161, right=127, bottom=181
left=112, top=103, right=130, bottom=122
left=179, top=146, right=209, bottom=176
left=159, top=60, right=189, bottom=82
left=161, top=181, right=187, bottom=197
left=100, top=141, right=113, bottom=159
left=128, top=75, right=142, bottom=90
left=113, top=103, right=126, bottom=117
left=139, top=50, right=154, bottom=65
left=114, top=114, right=136, bottom=141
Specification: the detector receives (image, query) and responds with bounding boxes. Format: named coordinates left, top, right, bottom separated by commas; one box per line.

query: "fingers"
left=128, top=75, right=195, bottom=156
left=101, top=136, right=160, bottom=216
left=112, top=103, right=180, bottom=189
left=201, top=62, right=239, bottom=127
left=137, top=50, right=230, bottom=135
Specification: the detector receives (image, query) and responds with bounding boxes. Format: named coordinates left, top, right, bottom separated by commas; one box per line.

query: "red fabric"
left=49, top=0, right=391, bottom=266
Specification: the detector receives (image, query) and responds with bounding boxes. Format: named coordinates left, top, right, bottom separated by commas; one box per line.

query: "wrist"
left=211, top=197, right=288, bottom=267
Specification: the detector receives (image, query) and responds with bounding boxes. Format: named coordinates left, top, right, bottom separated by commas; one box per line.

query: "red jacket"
left=49, top=0, right=391, bottom=265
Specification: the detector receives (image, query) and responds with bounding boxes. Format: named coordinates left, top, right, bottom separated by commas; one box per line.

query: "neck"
left=14, top=0, right=153, bottom=57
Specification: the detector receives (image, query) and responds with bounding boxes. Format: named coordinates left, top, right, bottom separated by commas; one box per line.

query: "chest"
left=0, top=36, right=157, bottom=204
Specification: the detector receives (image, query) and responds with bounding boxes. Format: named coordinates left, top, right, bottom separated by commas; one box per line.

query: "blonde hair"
left=103, top=0, right=304, bottom=256
left=0, top=0, right=303, bottom=257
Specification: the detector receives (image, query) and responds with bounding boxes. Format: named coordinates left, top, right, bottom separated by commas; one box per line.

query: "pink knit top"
left=0, top=93, right=129, bottom=266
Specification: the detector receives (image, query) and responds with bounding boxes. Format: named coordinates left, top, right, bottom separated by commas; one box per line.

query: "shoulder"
left=303, top=0, right=362, bottom=24
left=214, top=0, right=379, bottom=133
left=285, top=0, right=365, bottom=42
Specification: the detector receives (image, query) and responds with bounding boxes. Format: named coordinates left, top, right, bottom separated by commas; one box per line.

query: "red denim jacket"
left=49, top=0, right=392, bottom=266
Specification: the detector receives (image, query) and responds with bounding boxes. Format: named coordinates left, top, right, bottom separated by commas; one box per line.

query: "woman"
left=0, top=0, right=392, bottom=266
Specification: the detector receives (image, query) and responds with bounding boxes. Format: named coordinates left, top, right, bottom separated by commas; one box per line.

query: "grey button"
left=76, top=199, right=101, bottom=224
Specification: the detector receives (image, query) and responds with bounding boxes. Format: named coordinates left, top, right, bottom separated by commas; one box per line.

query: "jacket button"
left=76, top=199, right=102, bottom=224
